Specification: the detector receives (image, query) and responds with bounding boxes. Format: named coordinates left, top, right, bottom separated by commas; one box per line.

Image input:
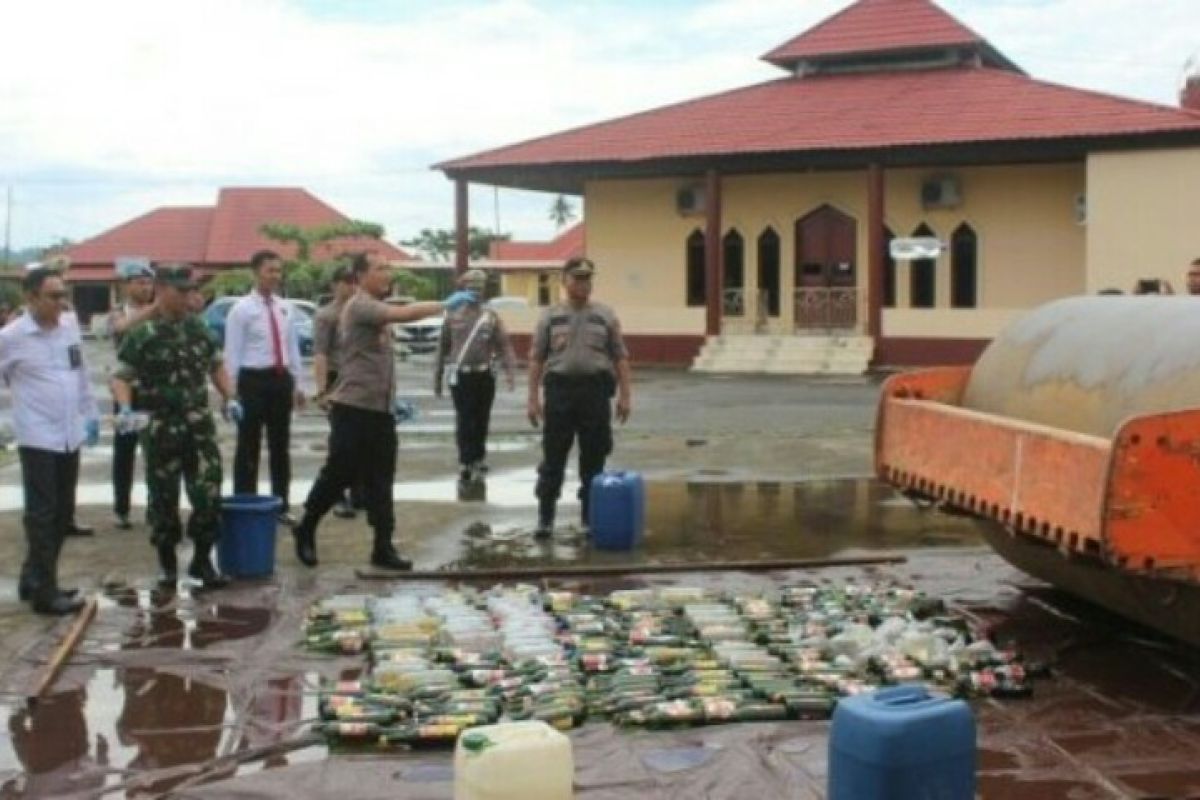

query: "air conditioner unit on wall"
left=676, top=185, right=707, bottom=216
left=921, top=176, right=962, bottom=209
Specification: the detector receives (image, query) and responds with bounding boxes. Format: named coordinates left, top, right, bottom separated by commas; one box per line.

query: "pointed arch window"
left=951, top=223, right=978, bottom=309
left=909, top=223, right=937, bottom=309
left=723, top=230, right=745, bottom=315
left=686, top=230, right=706, bottom=307
left=757, top=227, right=781, bottom=317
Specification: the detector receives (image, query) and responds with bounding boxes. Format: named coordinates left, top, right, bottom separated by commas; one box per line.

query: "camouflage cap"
left=155, top=262, right=198, bottom=290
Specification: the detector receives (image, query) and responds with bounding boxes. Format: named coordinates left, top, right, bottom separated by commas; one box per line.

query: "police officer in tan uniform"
left=435, top=268, right=516, bottom=482
left=527, top=257, right=632, bottom=538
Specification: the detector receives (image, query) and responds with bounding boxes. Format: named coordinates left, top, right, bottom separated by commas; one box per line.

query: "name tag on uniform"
left=68, top=344, right=82, bottom=369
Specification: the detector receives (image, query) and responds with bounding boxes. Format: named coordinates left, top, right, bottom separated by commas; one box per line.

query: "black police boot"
left=18, top=581, right=78, bottom=603
left=156, top=544, right=179, bottom=586
left=534, top=498, right=556, bottom=540
left=31, top=591, right=84, bottom=616
left=188, top=544, right=230, bottom=590
left=293, top=513, right=319, bottom=567
left=370, top=531, right=412, bottom=571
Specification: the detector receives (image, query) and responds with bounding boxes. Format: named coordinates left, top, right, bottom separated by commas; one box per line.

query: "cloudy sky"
left=1, top=0, right=1196, bottom=252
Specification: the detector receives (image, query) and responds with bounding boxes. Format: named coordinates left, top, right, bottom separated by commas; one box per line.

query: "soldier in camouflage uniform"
left=112, top=264, right=239, bottom=589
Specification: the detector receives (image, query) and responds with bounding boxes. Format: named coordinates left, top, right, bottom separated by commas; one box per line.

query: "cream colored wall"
left=1086, top=148, right=1200, bottom=293
left=500, top=273, right=539, bottom=305
left=883, top=308, right=1024, bottom=339
left=884, top=163, right=1086, bottom=309
left=584, top=163, right=1086, bottom=338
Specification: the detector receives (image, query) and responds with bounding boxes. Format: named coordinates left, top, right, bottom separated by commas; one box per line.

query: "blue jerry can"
left=588, top=471, right=645, bottom=551
left=829, top=684, right=976, bottom=800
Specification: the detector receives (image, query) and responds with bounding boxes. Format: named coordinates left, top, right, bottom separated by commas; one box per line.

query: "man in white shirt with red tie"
left=224, top=250, right=305, bottom=524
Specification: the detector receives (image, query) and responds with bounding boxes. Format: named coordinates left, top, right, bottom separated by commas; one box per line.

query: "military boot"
left=292, top=513, right=319, bottom=567
left=157, top=543, right=179, bottom=587
left=370, top=531, right=412, bottom=571
left=534, top=498, right=556, bottom=540
left=188, top=544, right=230, bottom=590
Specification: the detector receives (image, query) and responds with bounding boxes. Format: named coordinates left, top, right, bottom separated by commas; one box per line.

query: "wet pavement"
left=2, top=343, right=1199, bottom=797
left=0, top=476, right=1197, bottom=797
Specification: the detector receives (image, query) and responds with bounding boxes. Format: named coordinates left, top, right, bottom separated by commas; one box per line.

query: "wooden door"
left=794, top=206, right=858, bottom=329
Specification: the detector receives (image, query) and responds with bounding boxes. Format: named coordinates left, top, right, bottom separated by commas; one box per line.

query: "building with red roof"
left=64, top=187, right=410, bottom=323
left=437, top=0, right=1200, bottom=370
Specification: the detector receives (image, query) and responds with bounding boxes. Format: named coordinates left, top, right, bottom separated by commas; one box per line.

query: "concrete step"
left=691, top=335, right=873, bottom=375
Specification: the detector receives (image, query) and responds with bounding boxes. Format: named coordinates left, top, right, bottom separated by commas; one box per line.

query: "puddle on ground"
left=99, top=588, right=273, bottom=651
left=641, top=745, right=720, bottom=773
left=0, top=666, right=319, bottom=799
left=438, top=478, right=987, bottom=570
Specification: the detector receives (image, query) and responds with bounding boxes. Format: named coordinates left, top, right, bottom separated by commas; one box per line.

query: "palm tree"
left=548, top=195, right=577, bottom=229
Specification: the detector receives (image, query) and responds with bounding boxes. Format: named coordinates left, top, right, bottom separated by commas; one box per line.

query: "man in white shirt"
left=224, top=250, right=305, bottom=524
left=0, top=267, right=100, bottom=614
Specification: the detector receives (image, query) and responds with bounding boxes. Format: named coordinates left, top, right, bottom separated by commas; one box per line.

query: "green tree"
left=204, top=268, right=254, bottom=299
left=400, top=227, right=510, bottom=262
left=259, top=219, right=387, bottom=299
left=549, top=195, right=576, bottom=228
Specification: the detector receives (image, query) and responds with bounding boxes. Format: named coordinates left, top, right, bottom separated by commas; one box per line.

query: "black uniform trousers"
left=451, top=371, right=496, bottom=467
left=326, top=370, right=363, bottom=508
left=112, top=399, right=140, bottom=517
left=303, top=403, right=396, bottom=535
left=535, top=373, right=613, bottom=522
left=233, top=368, right=294, bottom=508
left=19, top=446, right=80, bottom=605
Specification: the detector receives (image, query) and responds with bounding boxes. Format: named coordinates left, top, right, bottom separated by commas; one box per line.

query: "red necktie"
left=265, top=295, right=284, bottom=373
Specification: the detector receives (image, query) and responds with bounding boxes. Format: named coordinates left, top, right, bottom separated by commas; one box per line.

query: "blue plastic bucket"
left=217, top=494, right=281, bottom=579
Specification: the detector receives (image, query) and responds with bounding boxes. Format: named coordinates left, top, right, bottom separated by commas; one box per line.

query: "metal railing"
left=722, top=288, right=745, bottom=317
left=793, top=287, right=859, bottom=331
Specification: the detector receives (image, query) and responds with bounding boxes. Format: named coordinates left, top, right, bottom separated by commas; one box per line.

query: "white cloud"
left=1, top=0, right=1197, bottom=250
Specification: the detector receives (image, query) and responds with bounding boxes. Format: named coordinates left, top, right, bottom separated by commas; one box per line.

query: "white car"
left=385, top=296, right=443, bottom=355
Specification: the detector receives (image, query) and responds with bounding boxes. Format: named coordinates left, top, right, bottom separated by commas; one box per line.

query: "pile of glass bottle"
left=305, top=581, right=1037, bottom=747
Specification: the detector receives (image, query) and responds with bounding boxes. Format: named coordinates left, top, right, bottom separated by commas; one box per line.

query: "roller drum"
left=963, top=296, right=1200, bottom=438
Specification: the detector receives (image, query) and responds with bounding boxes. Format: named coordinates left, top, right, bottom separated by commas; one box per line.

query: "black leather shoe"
left=369, top=544, right=413, bottom=571
left=114, top=514, right=132, bottom=531
left=32, top=594, right=85, bottom=615
left=277, top=511, right=298, bottom=527
left=66, top=523, right=95, bottom=537
left=533, top=519, right=554, bottom=540
left=188, top=557, right=230, bottom=590
left=293, top=518, right=318, bottom=567
left=332, top=501, right=356, bottom=520
left=156, top=544, right=178, bottom=586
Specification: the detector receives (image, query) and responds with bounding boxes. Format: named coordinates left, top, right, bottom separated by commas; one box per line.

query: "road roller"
left=876, top=296, right=1200, bottom=645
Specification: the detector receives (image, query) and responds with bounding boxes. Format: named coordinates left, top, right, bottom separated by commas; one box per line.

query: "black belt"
left=239, top=366, right=291, bottom=377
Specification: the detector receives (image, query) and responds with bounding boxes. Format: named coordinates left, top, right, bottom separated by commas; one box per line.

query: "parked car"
left=385, top=295, right=443, bottom=355
left=486, top=296, right=531, bottom=311
left=203, top=296, right=314, bottom=357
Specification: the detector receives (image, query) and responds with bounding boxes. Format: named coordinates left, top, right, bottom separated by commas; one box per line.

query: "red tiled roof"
left=67, top=207, right=213, bottom=265
left=65, top=188, right=411, bottom=280
left=440, top=67, right=1200, bottom=172
left=204, top=187, right=410, bottom=263
left=490, top=223, right=585, bottom=262
left=762, top=0, right=991, bottom=67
